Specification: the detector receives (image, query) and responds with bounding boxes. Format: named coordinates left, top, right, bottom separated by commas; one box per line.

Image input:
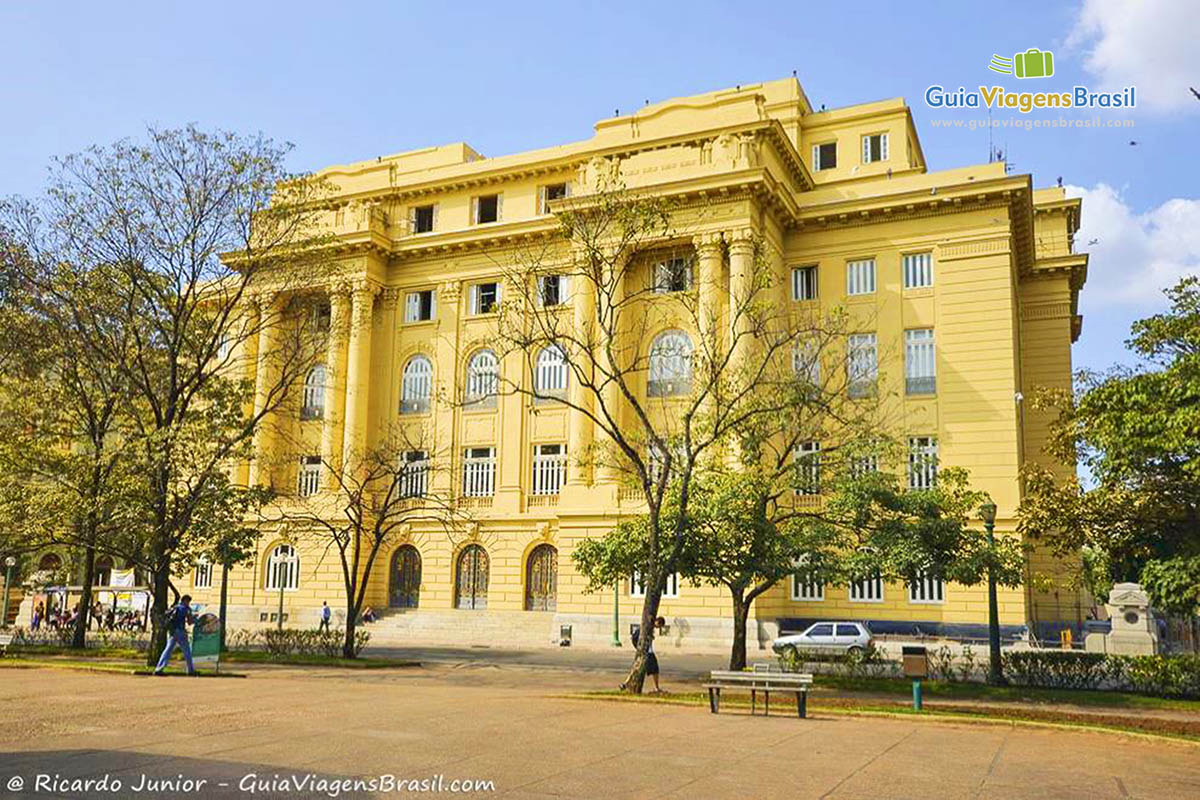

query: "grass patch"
left=810, top=674, right=1200, bottom=712
left=574, top=689, right=1200, bottom=743
left=221, top=651, right=419, bottom=669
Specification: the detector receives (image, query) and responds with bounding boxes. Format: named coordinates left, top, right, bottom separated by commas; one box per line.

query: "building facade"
left=186, top=78, right=1088, bottom=650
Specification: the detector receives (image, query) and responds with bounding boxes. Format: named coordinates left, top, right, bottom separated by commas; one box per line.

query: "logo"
left=989, top=48, right=1055, bottom=79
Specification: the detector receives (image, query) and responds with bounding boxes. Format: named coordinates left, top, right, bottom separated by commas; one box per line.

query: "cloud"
left=1066, top=183, right=1200, bottom=309
left=1068, top=0, right=1200, bottom=112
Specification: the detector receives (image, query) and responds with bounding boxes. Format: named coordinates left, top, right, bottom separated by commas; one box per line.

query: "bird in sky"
left=1190, top=87, right=1200, bottom=102
left=1129, top=140, right=1139, bottom=146
left=1087, top=238, right=1100, bottom=246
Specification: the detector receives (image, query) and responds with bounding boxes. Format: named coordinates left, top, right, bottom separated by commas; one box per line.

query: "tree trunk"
left=343, top=609, right=357, bottom=659
left=218, top=562, right=230, bottom=653
left=145, top=558, right=171, bottom=668
left=729, top=590, right=749, bottom=671
left=622, top=587, right=663, bottom=694
left=72, top=544, right=96, bottom=649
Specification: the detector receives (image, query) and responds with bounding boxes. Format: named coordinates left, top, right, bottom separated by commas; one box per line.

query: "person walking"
left=319, top=601, right=331, bottom=633
left=31, top=601, right=44, bottom=631
left=153, top=595, right=196, bottom=676
left=621, top=617, right=666, bottom=694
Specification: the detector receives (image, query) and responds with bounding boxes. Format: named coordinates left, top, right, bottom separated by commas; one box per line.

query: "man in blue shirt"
left=153, top=594, right=196, bottom=675
left=319, top=601, right=331, bottom=633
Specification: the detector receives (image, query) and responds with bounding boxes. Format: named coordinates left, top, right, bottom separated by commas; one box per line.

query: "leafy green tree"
left=1020, top=276, right=1200, bottom=614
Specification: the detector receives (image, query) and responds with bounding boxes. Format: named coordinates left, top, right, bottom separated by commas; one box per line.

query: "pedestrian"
left=319, top=601, right=331, bottom=633
left=31, top=601, right=44, bottom=631
left=153, top=594, right=196, bottom=676
left=621, top=617, right=666, bottom=694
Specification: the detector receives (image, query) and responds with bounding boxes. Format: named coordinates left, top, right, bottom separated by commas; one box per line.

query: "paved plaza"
left=1, top=663, right=1199, bottom=799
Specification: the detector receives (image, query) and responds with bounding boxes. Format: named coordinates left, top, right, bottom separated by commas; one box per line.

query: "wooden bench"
left=702, top=668, right=814, bottom=718
left=0, top=632, right=13, bottom=657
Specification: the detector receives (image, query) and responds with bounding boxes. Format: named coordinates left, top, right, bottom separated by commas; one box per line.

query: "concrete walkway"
left=2, top=663, right=1200, bottom=799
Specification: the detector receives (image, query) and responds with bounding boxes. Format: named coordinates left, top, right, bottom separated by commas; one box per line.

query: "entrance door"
left=456, top=545, right=489, bottom=610
left=525, top=544, right=558, bottom=611
left=389, top=545, right=422, bottom=608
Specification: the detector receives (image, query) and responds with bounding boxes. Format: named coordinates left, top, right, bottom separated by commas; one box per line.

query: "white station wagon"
left=772, top=621, right=874, bottom=656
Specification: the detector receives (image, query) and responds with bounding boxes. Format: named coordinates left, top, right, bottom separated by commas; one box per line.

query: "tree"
left=267, top=428, right=459, bottom=657
left=0, top=232, right=141, bottom=647
left=1020, top=276, right=1200, bottom=614
left=3, top=127, right=332, bottom=664
left=490, top=176, right=843, bottom=692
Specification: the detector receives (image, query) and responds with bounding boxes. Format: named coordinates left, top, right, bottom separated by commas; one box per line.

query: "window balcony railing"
left=906, top=376, right=936, bottom=395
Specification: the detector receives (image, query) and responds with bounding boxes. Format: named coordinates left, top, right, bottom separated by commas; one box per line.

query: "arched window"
left=525, top=544, right=558, bottom=611
left=193, top=557, right=213, bottom=590
left=264, top=544, right=299, bottom=591
left=94, top=555, right=114, bottom=586
left=400, top=355, right=433, bottom=414
left=37, top=553, right=62, bottom=572
left=465, top=350, right=499, bottom=407
left=301, top=365, right=327, bottom=420
left=648, top=330, right=693, bottom=397
left=534, top=345, right=567, bottom=400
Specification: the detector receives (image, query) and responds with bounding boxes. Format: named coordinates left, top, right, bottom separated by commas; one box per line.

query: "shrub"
left=243, top=627, right=370, bottom=658
left=1002, top=650, right=1110, bottom=690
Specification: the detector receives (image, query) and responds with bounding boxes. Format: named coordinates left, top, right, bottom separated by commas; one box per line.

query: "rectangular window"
left=794, top=441, right=821, bottom=496
left=194, top=560, right=213, bottom=590
left=812, top=141, right=837, bottom=171
left=405, top=290, right=436, bottom=323
left=905, top=329, right=936, bottom=395
left=850, top=454, right=879, bottom=478
left=399, top=450, right=429, bottom=499
left=539, top=182, right=568, bottom=214
left=298, top=455, right=321, bottom=497
left=793, top=340, right=820, bottom=386
left=791, top=265, right=818, bottom=301
left=909, top=572, right=945, bottom=604
left=846, top=259, right=876, bottom=296
left=531, top=444, right=567, bottom=496
left=631, top=571, right=679, bottom=599
left=908, top=436, right=939, bottom=489
left=462, top=447, right=496, bottom=497
left=791, top=574, right=824, bottom=601
left=847, top=333, right=878, bottom=398
left=653, top=258, right=692, bottom=293
left=903, top=252, right=934, bottom=288
left=862, top=133, right=889, bottom=164
left=469, top=282, right=501, bottom=315
left=850, top=572, right=884, bottom=602
left=411, top=204, right=436, bottom=234
left=474, top=194, right=501, bottom=224
left=538, top=275, right=570, bottom=307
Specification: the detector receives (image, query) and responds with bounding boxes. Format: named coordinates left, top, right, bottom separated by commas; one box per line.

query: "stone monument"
left=1084, top=582, right=1160, bottom=655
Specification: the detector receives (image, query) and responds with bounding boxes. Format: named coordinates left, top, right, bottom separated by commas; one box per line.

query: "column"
left=595, top=252, right=628, bottom=486
left=341, top=280, right=378, bottom=470
left=695, top=233, right=725, bottom=352
left=248, top=291, right=284, bottom=488
left=432, top=279, right=462, bottom=498
left=320, top=283, right=350, bottom=476
left=567, top=264, right=596, bottom=486
left=727, top=228, right=757, bottom=375
left=377, top=288, right=403, bottom=447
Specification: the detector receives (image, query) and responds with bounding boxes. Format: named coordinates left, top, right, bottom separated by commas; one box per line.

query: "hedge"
left=1003, top=650, right=1200, bottom=699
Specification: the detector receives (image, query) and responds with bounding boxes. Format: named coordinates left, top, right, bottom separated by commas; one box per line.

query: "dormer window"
left=862, top=133, right=889, bottom=164
left=411, top=204, right=435, bottom=233
left=812, top=142, right=837, bottom=171
left=474, top=194, right=501, bottom=224
left=539, top=183, right=568, bottom=214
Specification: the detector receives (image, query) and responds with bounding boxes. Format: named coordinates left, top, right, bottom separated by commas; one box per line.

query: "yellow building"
left=190, top=78, right=1087, bottom=651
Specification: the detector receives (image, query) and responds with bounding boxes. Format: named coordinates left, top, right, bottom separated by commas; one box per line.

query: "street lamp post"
left=276, top=553, right=298, bottom=631
left=611, top=578, right=621, bottom=647
left=1, top=557, right=16, bottom=629
left=980, top=501, right=1006, bottom=686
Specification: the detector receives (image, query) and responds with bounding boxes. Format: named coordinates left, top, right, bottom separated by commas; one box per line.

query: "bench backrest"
left=709, top=670, right=813, bottom=686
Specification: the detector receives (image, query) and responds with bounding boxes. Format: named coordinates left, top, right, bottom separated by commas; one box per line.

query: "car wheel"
left=783, top=644, right=800, bottom=660
left=846, top=645, right=864, bottom=657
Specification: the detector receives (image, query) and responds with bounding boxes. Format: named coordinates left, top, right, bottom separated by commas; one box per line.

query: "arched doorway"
left=389, top=545, right=422, bottom=608
left=37, top=553, right=61, bottom=572
left=455, top=545, right=489, bottom=610
left=525, top=544, right=557, bottom=611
